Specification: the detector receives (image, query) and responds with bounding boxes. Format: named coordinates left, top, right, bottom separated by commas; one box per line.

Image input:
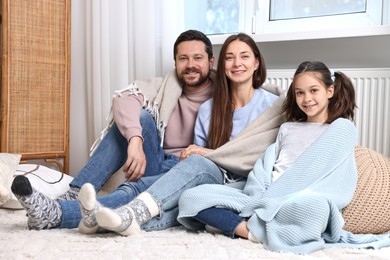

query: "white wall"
left=69, top=2, right=390, bottom=175
left=213, top=34, right=390, bottom=69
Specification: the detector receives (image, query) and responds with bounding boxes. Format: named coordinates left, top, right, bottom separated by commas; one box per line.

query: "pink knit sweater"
left=112, top=84, right=212, bottom=156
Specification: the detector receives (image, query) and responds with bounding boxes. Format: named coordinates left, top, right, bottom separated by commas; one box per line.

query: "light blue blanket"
left=177, top=118, right=390, bottom=254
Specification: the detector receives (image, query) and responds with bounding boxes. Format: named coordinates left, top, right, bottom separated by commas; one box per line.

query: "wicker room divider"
left=0, top=0, right=71, bottom=173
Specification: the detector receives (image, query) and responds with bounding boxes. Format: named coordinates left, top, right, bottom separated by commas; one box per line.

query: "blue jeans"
left=193, top=207, right=245, bottom=238
left=141, top=154, right=225, bottom=231
left=69, top=109, right=165, bottom=190
left=59, top=109, right=179, bottom=228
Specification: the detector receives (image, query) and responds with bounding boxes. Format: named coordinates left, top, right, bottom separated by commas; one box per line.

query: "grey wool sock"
left=11, top=175, right=62, bottom=230
left=96, top=193, right=158, bottom=236
left=57, top=186, right=80, bottom=201
left=78, top=183, right=101, bottom=234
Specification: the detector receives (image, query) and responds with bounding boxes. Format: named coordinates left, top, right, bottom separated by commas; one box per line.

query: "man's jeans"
left=59, top=109, right=179, bottom=228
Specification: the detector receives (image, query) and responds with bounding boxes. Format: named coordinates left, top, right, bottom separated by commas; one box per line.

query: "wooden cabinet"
left=0, top=0, right=71, bottom=173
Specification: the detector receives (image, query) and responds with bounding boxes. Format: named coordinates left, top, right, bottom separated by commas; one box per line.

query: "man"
left=11, top=30, right=215, bottom=230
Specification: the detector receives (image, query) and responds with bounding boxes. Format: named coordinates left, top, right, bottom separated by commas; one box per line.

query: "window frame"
left=207, top=0, right=390, bottom=44
left=257, top=0, right=382, bottom=33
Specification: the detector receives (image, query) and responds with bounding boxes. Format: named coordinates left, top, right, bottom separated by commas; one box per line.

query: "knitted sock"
left=96, top=192, right=159, bottom=236
left=136, top=192, right=159, bottom=218
left=11, top=175, right=62, bottom=230
left=78, top=183, right=102, bottom=234
left=57, top=186, right=80, bottom=201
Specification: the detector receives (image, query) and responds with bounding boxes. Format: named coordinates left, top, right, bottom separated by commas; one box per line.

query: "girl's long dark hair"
left=207, top=33, right=266, bottom=149
left=283, top=61, right=356, bottom=123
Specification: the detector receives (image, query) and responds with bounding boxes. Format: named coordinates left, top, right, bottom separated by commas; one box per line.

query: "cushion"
left=1, top=164, right=73, bottom=209
left=342, top=146, right=390, bottom=234
left=0, top=153, right=22, bottom=205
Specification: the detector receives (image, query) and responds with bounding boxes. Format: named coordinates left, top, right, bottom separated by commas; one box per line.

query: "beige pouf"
left=342, top=146, right=390, bottom=234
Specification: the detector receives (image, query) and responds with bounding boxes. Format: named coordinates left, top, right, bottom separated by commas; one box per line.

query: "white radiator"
left=266, top=68, right=390, bottom=157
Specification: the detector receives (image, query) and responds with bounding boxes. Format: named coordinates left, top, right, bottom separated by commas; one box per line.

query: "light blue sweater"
left=194, top=88, right=278, bottom=147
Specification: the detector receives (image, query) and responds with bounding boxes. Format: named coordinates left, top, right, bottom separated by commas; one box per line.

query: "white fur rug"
left=1, top=208, right=389, bottom=260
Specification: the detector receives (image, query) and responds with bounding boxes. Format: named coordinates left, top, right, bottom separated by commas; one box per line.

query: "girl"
left=78, top=33, right=285, bottom=236
left=177, top=61, right=386, bottom=254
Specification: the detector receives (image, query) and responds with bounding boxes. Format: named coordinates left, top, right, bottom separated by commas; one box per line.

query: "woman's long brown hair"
left=207, top=33, right=266, bottom=149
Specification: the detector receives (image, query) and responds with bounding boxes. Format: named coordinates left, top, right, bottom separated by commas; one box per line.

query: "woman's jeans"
left=141, top=154, right=225, bottom=231
left=59, top=109, right=179, bottom=228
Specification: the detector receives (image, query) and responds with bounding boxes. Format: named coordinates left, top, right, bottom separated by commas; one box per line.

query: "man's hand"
left=122, top=136, right=146, bottom=181
left=180, top=144, right=213, bottom=161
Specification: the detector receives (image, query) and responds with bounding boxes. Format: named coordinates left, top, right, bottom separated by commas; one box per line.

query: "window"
left=269, top=0, right=367, bottom=20
left=184, top=0, right=389, bottom=43
left=184, top=0, right=241, bottom=35
left=257, top=0, right=383, bottom=34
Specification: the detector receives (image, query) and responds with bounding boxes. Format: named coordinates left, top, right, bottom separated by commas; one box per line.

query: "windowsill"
left=209, top=24, right=390, bottom=45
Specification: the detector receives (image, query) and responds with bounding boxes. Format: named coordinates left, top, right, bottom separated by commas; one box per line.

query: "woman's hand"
left=180, top=144, right=213, bottom=160
left=122, top=136, right=146, bottom=181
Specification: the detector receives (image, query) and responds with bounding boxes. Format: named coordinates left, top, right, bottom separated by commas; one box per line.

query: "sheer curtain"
left=69, top=0, right=184, bottom=173
left=84, top=0, right=184, bottom=145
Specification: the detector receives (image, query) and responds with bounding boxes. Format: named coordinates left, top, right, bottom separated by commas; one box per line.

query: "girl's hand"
left=180, top=144, right=213, bottom=160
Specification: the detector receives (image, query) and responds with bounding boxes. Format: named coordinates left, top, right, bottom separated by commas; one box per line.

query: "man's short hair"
left=173, top=30, right=213, bottom=61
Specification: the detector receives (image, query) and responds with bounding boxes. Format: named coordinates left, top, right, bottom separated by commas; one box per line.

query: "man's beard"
left=178, top=69, right=210, bottom=88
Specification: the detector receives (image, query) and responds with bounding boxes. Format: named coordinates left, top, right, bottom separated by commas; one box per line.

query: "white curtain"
left=84, top=0, right=185, bottom=145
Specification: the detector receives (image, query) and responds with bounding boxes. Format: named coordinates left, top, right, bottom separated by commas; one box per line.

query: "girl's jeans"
left=59, top=109, right=179, bottom=228
left=193, top=207, right=244, bottom=238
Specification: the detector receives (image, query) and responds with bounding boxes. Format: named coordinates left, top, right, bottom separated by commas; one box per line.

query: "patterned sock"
left=57, top=186, right=80, bottom=201
left=78, top=183, right=102, bottom=234
left=11, top=175, right=62, bottom=230
left=95, top=192, right=159, bottom=236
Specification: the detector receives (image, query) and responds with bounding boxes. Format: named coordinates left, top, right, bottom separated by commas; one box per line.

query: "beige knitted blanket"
left=206, top=83, right=286, bottom=176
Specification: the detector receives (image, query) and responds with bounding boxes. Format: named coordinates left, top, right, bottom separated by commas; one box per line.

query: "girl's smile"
left=294, top=72, right=334, bottom=123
